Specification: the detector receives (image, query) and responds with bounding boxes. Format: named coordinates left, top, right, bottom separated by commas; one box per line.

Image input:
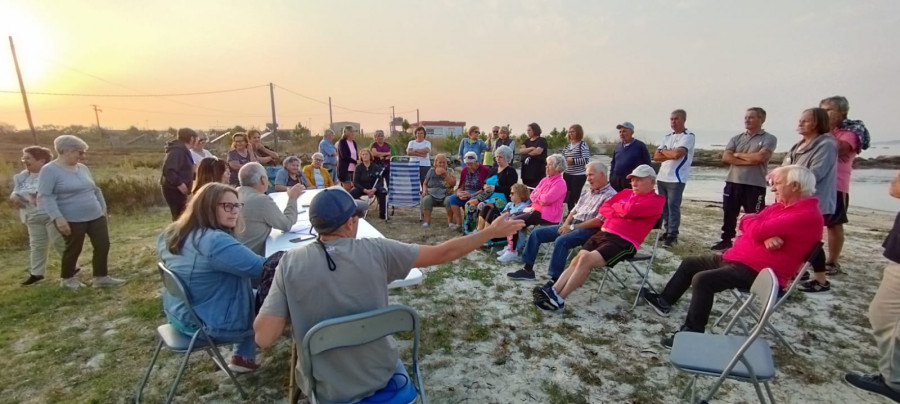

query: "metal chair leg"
left=206, top=345, right=248, bottom=399
left=135, top=339, right=164, bottom=403
left=764, top=381, right=776, bottom=404
left=166, top=336, right=199, bottom=404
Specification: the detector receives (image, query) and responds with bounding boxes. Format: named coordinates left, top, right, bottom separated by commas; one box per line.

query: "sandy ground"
left=364, top=198, right=896, bottom=403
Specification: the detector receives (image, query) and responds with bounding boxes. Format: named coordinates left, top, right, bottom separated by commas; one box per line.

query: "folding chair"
left=669, top=268, right=779, bottom=404
left=135, top=263, right=248, bottom=403
left=300, top=305, right=426, bottom=404
left=709, top=242, right=824, bottom=354
left=386, top=156, right=423, bottom=222
left=596, top=218, right=663, bottom=309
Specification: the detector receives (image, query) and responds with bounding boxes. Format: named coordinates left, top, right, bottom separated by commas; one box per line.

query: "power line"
left=274, top=84, right=392, bottom=115
left=0, top=85, right=268, bottom=97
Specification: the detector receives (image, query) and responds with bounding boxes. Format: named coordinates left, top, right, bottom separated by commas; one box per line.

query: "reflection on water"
left=593, top=156, right=900, bottom=213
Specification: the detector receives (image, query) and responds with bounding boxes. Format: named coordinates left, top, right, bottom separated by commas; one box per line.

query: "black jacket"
left=353, top=162, right=386, bottom=191
left=160, top=140, right=194, bottom=190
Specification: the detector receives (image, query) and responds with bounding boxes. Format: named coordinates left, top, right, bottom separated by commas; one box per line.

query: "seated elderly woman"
left=274, top=155, right=310, bottom=192
left=157, top=182, right=265, bottom=373
left=192, top=157, right=231, bottom=194
left=421, top=154, right=457, bottom=228
left=447, top=151, right=490, bottom=229
left=351, top=148, right=388, bottom=219
left=474, top=145, right=518, bottom=230
left=641, top=165, right=824, bottom=348
left=303, top=152, right=335, bottom=189
left=513, top=153, right=568, bottom=226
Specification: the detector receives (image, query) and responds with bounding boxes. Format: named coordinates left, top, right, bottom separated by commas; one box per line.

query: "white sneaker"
left=61, top=277, right=85, bottom=289
left=496, top=249, right=507, bottom=257
left=93, top=276, right=126, bottom=288
left=421, top=222, right=430, bottom=228
left=448, top=223, right=459, bottom=229
left=497, top=250, right=520, bottom=263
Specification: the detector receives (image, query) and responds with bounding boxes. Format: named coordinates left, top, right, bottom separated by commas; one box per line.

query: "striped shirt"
left=572, top=183, right=618, bottom=223
left=563, top=141, right=591, bottom=176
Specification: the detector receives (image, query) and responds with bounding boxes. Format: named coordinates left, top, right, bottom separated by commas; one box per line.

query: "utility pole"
left=416, top=109, right=420, bottom=127
left=391, top=106, right=395, bottom=134
left=269, top=82, right=278, bottom=152
left=328, top=97, right=333, bottom=130
left=90, top=104, right=106, bottom=147
left=9, top=36, right=37, bottom=144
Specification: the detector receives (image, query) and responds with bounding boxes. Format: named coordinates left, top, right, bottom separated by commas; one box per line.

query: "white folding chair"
left=669, top=268, right=780, bottom=404
left=135, top=263, right=248, bottom=403
left=709, top=242, right=823, bottom=354
left=386, top=157, right=423, bottom=222
left=596, top=218, right=663, bottom=309
left=300, top=305, right=426, bottom=404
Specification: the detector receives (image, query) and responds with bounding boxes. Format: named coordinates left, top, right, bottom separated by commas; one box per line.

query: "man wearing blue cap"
left=254, top=186, right=524, bottom=403
left=609, top=122, right=651, bottom=192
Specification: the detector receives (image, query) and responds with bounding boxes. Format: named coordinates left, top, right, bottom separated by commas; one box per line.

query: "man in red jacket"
left=642, top=165, right=824, bottom=348
left=534, top=164, right=665, bottom=311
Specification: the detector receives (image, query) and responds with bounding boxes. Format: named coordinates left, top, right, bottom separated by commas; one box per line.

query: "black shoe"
left=799, top=279, right=831, bottom=293
left=660, top=333, right=676, bottom=349
left=826, top=262, right=843, bottom=275
left=533, top=285, right=564, bottom=311
left=507, top=268, right=536, bottom=280
left=710, top=240, right=732, bottom=251
left=21, top=275, right=45, bottom=286
left=641, top=290, right=671, bottom=317
left=800, top=271, right=810, bottom=281
left=660, top=233, right=670, bottom=243
left=845, top=373, right=900, bottom=402
left=662, top=236, right=678, bottom=248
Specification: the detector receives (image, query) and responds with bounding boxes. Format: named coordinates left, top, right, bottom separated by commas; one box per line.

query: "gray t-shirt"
left=260, top=237, right=419, bottom=403
left=725, top=131, right=778, bottom=188
left=423, top=167, right=455, bottom=200
left=37, top=161, right=107, bottom=222
left=783, top=134, right=837, bottom=215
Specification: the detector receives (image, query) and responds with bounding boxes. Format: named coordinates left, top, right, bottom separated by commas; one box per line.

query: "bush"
left=0, top=217, right=29, bottom=251
left=97, top=175, right=166, bottom=215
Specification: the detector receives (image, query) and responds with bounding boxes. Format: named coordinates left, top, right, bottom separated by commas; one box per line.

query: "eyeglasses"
left=492, top=131, right=499, bottom=134
left=472, top=131, right=481, bottom=135
left=218, top=202, right=244, bottom=212
left=313, top=158, right=324, bottom=162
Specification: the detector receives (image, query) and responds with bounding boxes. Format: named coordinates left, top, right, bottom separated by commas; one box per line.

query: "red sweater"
left=598, top=190, right=665, bottom=248
left=723, top=197, right=823, bottom=288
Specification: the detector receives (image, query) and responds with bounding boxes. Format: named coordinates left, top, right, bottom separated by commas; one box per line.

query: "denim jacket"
left=157, top=229, right=265, bottom=339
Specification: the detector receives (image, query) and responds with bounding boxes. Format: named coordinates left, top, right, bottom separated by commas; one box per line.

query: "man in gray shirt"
left=712, top=107, right=778, bottom=251
left=254, top=186, right=524, bottom=403
left=236, top=162, right=303, bottom=256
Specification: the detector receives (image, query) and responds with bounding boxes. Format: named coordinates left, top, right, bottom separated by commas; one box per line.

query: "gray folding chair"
left=669, top=268, right=779, bottom=404
left=709, top=242, right=823, bottom=354
left=135, top=263, right=248, bottom=403
left=596, top=218, right=663, bottom=309
left=300, top=305, right=426, bottom=404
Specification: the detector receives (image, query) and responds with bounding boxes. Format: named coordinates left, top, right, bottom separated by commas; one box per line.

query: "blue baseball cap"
left=309, top=186, right=369, bottom=234
left=616, top=122, right=635, bottom=130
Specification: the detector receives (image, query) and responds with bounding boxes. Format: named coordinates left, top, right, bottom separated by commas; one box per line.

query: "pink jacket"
left=598, top=190, right=665, bottom=248
left=528, top=174, right=567, bottom=224
left=723, top=197, right=823, bottom=288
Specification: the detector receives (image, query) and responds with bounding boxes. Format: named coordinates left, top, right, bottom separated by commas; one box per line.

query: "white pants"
left=870, top=263, right=900, bottom=390
left=24, top=212, right=64, bottom=277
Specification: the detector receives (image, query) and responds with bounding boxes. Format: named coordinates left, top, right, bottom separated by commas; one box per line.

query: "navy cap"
left=309, top=186, right=369, bottom=234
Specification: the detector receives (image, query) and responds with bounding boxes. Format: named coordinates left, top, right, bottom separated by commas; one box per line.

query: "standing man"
left=820, top=96, right=870, bottom=274
left=160, top=128, right=198, bottom=220
left=609, top=122, right=651, bottom=192
left=319, top=129, right=338, bottom=183
left=653, top=109, right=696, bottom=247
left=844, top=172, right=900, bottom=402
left=711, top=108, right=778, bottom=251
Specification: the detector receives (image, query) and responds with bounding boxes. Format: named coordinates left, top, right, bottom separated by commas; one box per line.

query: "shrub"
left=97, top=175, right=166, bottom=215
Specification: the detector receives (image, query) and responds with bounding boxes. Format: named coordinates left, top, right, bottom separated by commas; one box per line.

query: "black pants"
left=61, top=216, right=110, bottom=279
left=350, top=188, right=387, bottom=218
left=609, top=175, right=630, bottom=192
left=563, top=173, right=587, bottom=213
left=659, top=255, right=757, bottom=332
left=512, top=210, right=555, bottom=227
left=162, top=186, right=188, bottom=221
left=720, top=182, right=765, bottom=241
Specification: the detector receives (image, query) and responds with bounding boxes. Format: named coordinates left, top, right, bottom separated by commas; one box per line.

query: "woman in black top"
left=519, top=122, right=547, bottom=188
left=350, top=148, right=387, bottom=219
left=337, top=125, right=359, bottom=191
left=477, top=145, right=519, bottom=228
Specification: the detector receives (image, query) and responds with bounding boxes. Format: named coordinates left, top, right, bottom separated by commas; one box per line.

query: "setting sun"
left=0, top=4, right=55, bottom=91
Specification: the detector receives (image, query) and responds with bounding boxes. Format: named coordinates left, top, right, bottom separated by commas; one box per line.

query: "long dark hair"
left=165, top=183, right=241, bottom=254
left=193, top=157, right=228, bottom=194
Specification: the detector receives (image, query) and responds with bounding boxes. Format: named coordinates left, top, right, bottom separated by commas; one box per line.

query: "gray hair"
left=53, top=135, right=89, bottom=154
left=324, top=129, right=335, bottom=137
left=238, top=162, right=268, bottom=187
left=820, top=95, right=850, bottom=119
left=772, top=165, right=816, bottom=197
left=586, top=161, right=607, bottom=178
left=311, top=152, right=324, bottom=161
left=494, top=145, right=513, bottom=162
left=375, top=130, right=385, bottom=136
left=546, top=153, right=567, bottom=173
left=283, top=155, right=301, bottom=167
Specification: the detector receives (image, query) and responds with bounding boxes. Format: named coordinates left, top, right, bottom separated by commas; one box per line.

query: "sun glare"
left=0, top=5, right=56, bottom=91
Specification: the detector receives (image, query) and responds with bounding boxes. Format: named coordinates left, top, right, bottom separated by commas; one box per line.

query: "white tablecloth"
left=266, top=191, right=423, bottom=289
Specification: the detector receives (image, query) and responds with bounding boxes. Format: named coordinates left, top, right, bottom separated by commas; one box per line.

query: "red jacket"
left=598, top=189, right=665, bottom=248
left=723, top=197, right=823, bottom=288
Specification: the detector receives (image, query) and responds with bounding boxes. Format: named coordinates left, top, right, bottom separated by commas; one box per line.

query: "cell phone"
left=289, top=234, right=316, bottom=243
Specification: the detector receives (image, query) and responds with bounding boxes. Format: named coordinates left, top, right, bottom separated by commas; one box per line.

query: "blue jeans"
left=447, top=193, right=472, bottom=207
left=521, top=225, right=598, bottom=279
left=657, top=181, right=686, bottom=237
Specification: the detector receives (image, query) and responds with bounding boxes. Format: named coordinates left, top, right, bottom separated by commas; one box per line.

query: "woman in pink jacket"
left=514, top=154, right=568, bottom=226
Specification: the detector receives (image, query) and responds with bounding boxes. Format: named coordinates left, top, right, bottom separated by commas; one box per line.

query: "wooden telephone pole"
left=8, top=36, right=37, bottom=144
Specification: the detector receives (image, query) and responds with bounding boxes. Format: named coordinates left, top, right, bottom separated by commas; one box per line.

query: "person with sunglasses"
left=189, top=133, right=214, bottom=165
left=158, top=182, right=265, bottom=373
left=458, top=125, right=489, bottom=164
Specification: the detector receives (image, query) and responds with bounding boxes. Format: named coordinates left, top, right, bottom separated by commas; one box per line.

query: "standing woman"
left=407, top=126, right=433, bottom=185
left=563, top=124, right=591, bottom=212
left=337, top=125, right=359, bottom=191
left=227, top=133, right=254, bottom=186
left=38, top=135, right=125, bottom=289
left=458, top=125, right=489, bottom=164
left=11, top=146, right=65, bottom=286
left=247, top=129, right=279, bottom=165
left=161, top=128, right=198, bottom=220
left=519, top=123, right=548, bottom=188
left=189, top=132, right=214, bottom=165
left=371, top=130, right=393, bottom=187
left=785, top=107, right=838, bottom=293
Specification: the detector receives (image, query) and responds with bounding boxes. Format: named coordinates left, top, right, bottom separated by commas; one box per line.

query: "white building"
left=412, top=120, right=466, bottom=137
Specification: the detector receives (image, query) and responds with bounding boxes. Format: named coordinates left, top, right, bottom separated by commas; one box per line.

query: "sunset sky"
left=1, top=0, right=898, bottom=149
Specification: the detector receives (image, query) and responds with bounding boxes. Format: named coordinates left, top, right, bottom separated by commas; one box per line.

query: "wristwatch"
left=569, top=223, right=575, bottom=231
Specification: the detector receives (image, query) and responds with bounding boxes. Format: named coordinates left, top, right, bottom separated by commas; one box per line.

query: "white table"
left=266, top=191, right=423, bottom=288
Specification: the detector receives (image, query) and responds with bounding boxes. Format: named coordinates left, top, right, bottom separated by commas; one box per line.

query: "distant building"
left=411, top=120, right=466, bottom=137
